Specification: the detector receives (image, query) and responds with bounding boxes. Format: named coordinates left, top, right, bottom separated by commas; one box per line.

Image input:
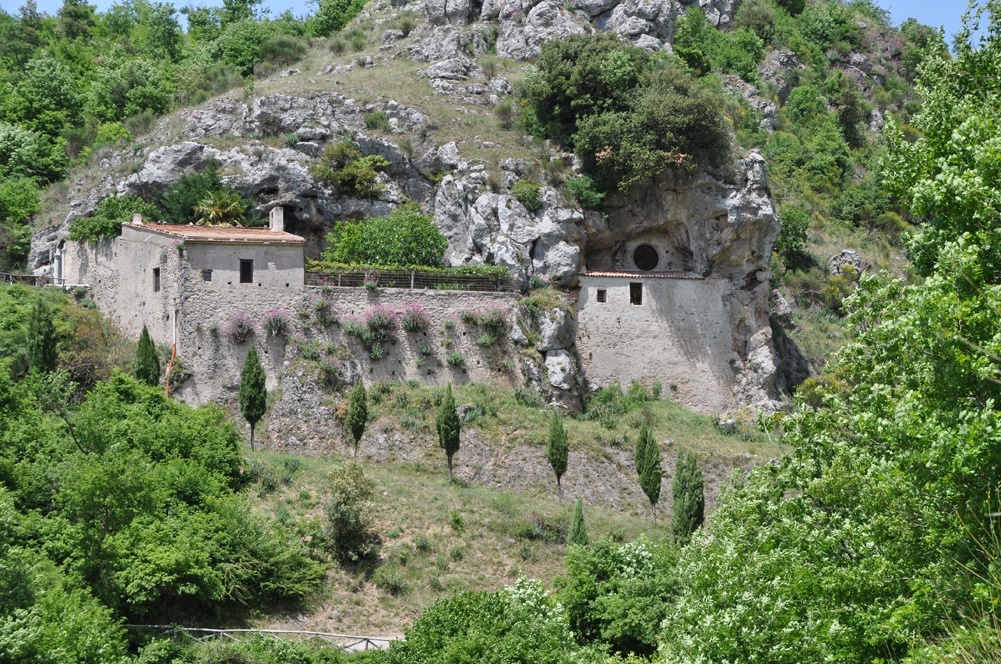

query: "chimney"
left=269, top=207, right=285, bottom=233
left=132, top=213, right=143, bottom=225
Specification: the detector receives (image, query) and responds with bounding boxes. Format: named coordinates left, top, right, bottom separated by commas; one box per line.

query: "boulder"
left=828, top=249, right=869, bottom=277
left=536, top=307, right=576, bottom=351
left=426, top=0, right=478, bottom=25
left=770, top=289, right=795, bottom=330
left=420, top=57, right=474, bottom=80
left=758, top=49, right=804, bottom=103
left=544, top=349, right=576, bottom=390
left=496, top=1, right=590, bottom=60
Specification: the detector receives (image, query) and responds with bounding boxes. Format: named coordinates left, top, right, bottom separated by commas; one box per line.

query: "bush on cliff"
left=519, top=33, right=729, bottom=194
left=322, top=203, right=448, bottom=269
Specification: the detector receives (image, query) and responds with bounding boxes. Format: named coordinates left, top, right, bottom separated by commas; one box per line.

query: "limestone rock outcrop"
left=432, top=172, right=585, bottom=287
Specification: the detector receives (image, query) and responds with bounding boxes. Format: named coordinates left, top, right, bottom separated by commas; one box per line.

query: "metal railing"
left=125, top=624, right=395, bottom=652
left=306, top=268, right=519, bottom=292
left=0, top=272, right=52, bottom=287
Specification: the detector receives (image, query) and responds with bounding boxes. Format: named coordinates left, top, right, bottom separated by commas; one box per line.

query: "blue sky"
left=5, top=0, right=971, bottom=43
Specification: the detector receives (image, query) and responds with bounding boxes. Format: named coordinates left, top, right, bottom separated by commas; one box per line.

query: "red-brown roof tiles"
left=582, top=270, right=704, bottom=280
left=128, top=223, right=305, bottom=245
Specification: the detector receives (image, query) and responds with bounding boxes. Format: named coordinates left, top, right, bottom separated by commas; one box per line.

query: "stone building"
left=61, top=208, right=305, bottom=343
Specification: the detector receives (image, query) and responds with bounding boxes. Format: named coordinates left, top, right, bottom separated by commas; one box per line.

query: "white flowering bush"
left=389, top=577, right=578, bottom=664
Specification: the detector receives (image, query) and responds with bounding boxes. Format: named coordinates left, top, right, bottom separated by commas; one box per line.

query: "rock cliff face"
left=29, top=0, right=799, bottom=413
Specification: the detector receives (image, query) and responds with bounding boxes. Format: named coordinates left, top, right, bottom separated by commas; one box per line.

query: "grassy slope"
left=250, top=379, right=782, bottom=637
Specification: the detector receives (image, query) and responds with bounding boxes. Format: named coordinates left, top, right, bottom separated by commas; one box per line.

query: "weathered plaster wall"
left=575, top=275, right=738, bottom=414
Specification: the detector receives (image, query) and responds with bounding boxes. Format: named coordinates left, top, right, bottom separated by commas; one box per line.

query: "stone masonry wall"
left=576, top=275, right=738, bottom=413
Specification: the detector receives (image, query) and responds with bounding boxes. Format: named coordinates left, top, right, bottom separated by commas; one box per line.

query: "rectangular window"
left=629, top=282, right=642, bottom=305
left=596, top=289, right=607, bottom=303
left=153, top=267, right=160, bottom=292
left=239, top=260, right=253, bottom=284
left=202, top=269, right=213, bottom=282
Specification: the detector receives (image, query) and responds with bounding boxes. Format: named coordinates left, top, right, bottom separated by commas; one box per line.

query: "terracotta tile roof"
left=128, top=223, right=305, bottom=245
left=581, top=270, right=704, bottom=280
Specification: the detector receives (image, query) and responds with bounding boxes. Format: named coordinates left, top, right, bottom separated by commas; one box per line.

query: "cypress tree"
left=567, top=495, right=588, bottom=546
left=546, top=412, right=569, bottom=502
left=346, top=381, right=368, bottom=459
left=636, top=425, right=662, bottom=524
left=26, top=299, right=57, bottom=374
left=133, top=325, right=160, bottom=386
left=239, top=346, right=267, bottom=451
left=671, top=448, right=705, bottom=544
left=436, top=384, right=461, bottom=483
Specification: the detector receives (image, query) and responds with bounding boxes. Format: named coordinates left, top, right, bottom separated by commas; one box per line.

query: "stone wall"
left=576, top=275, right=738, bottom=413
left=63, top=233, right=523, bottom=404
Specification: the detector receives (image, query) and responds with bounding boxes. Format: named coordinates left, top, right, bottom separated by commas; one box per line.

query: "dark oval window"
left=633, top=244, right=659, bottom=271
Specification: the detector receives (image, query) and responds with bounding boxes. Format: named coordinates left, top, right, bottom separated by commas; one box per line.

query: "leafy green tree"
left=322, top=202, right=449, bottom=268
left=567, top=496, right=588, bottom=546
left=26, top=298, right=56, bottom=374
left=884, top=1, right=1001, bottom=282
left=521, top=34, right=729, bottom=194
left=155, top=161, right=230, bottom=225
left=84, top=58, right=174, bottom=123
left=436, top=384, right=461, bottom=483
left=68, top=194, right=158, bottom=241
left=0, top=121, right=68, bottom=183
left=559, top=536, right=678, bottom=656
left=0, top=177, right=40, bottom=269
left=345, top=381, right=367, bottom=459
left=390, top=577, right=577, bottom=664
left=671, top=448, right=704, bottom=544
left=239, top=346, right=267, bottom=451
left=1, top=54, right=81, bottom=137
left=57, top=0, right=97, bottom=40
left=635, top=425, right=661, bottom=523
left=546, top=412, right=569, bottom=501
left=132, top=324, right=160, bottom=386
left=324, top=463, right=379, bottom=563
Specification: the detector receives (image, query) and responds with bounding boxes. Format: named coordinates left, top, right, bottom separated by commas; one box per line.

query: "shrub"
left=477, top=305, right=510, bottom=334
left=401, top=302, right=431, bottom=333
left=398, top=15, right=415, bottom=36
left=311, top=141, right=389, bottom=198
left=94, top=121, right=132, bottom=146
left=512, top=178, right=543, bottom=212
left=495, top=99, right=514, bottom=129
left=69, top=194, right=159, bottom=242
left=476, top=333, right=496, bottom=348
left=373, top=563, right=408, bottom=595
left=329, top=38, right=346, bottom=54
left=324, top=464, right=379, bottom=563
left=446, top=351, right=466, bottom=367
left=365, top=110, right=392, bottom=132
left=674, top=7, right=764, bottom=81
left=389, top=578, right=578, bottom=664
left=564, top=175, right=604, bottom=209
left=310, top=0, right=367, bottom=35
left=522, top=34, right=729, bottom=193
left=313, top=296, right=339, bottom=327
left=262, top=308, right=292, bottom=336
left=257, top=34, right=308, bottom=69
left=365, top=305, right=400, bottom=344
left=322, top=203, right=449, bottom=268
left=156, top=161, right=240, bottom=226
left=223, top=312, right=256, bottom=344
left=775, top=204, right=810, bottom=266
left=281, top=132, right=300, bottom=146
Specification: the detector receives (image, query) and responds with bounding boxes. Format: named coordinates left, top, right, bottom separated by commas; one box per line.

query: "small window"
left=153, top=267, right=160, bottom=292
left=239, top=260, right=253, bottom=284
left=629, top=282, right=642, bottom=305
left=596, top=289, right=607, bottom=303
left=202, top=270, right=213, bottom=282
